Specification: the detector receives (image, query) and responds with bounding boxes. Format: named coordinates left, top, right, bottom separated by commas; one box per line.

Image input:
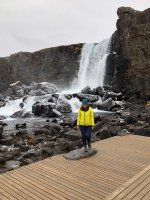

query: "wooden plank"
left=122, top=174, right=150, bottom=200
left=26, top=165, right=109, bottom=196
left=141, top=190, right=150, bottom=200
left=13, top=167, right=102, bottom=200
left=0, top=174, right=47, bottom=200
left=5, top=172, right=67, bottom=200
left=106, top=165, right=150, bottom=200
left=132, top=183, right=150, bottom=200
left=0, top=181, right=25, bottom=200
left=19, top=165, right=105, bottom=199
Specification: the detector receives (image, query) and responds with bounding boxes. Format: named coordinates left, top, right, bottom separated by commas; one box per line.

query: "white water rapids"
left=0, top=38, right=110, bottom=118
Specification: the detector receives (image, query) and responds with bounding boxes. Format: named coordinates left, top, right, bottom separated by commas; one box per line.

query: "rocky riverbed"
left=0, top=82, right=150, bottom=174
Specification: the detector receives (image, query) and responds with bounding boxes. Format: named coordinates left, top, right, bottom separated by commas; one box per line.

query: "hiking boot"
left=84, top=145, right=88, bottom=152
left=88, top=142, right=91, bottom=149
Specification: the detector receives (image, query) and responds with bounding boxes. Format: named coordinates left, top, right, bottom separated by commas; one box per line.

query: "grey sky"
left=0, top=0, right=149, bottom=57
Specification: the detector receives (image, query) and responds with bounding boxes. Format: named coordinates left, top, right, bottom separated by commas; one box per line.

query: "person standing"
left=77, top=99, right=95, bottom=152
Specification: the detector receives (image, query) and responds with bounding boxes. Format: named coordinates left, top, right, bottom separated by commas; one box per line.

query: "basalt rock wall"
left=0, top=44, right=83, bottom=91
left=105, top=7, right=150, bottom=98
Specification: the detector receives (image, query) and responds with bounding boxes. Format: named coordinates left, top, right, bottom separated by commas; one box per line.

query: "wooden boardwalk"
left=0, top=135, right=150, bottom=200
left=106, top=164, right=150, bottom=200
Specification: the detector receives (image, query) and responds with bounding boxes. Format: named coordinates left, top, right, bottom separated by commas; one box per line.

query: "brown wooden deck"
left=0, top=135, right=150, bottom=200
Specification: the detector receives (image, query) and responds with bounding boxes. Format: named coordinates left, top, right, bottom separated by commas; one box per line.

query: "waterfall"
left=71, top=38, right=110, bottom=92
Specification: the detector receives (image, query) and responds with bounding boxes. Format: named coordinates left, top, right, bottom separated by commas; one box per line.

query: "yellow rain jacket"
left=77, top=107, right=95, bottom=126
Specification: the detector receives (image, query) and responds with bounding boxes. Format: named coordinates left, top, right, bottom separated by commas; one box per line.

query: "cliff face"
left=0, top=44, right=83, bottom=91
left=105, top=7, right=150, bottom=98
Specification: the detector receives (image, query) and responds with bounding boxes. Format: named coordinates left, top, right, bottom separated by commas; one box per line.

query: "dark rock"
left=38, top=147, right=53, bottom=158
left=103, top=85, right=111, bottom=90
left=21, top=158, right=34, bottom=166
left=103, top=92, right=122, bottom=101
left=96, top=126, right=111, bottom=139
left=124, top=115, right=138, bottom=124
left=27, top=134, right=38, bottom=145
left=22, top=111, right=33, bottom=118
left=10, top=110, right=25, bottom=118
left=19, top=102, right=24, bottom=109
left=96, top=86, right=104, bottom=96
left=0, top=125, right=3, bottom=139
left=73, top=93, right=99, bottom=102
left=15, top=131, right=27, bottom=138
left=81, top=86, right=92, bottom=94
left=95, top=98, right=115, bottom=111
left=0, top=156, right=5, bottom=165
left=17, top=150, right=38, bottom=161
left=62, top=130, right=81, bottom=140
left=32, top=102, right=55, bottom=117
left=0, top=116, right=6, bottom=120
left=60, top=120, right=76, bottom=128
left=64, top=94, right=72, bottom=100
left=110, top=104, right=122, bottom=112
left=16, top=123, right=26, bottom=130
left=134, top=127, right=150, bottom=137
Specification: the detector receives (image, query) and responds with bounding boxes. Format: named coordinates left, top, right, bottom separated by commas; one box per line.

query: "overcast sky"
left=0, top=0, right=149, bottom=57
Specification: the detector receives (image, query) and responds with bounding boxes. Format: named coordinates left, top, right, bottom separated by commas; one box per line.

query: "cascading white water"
left=71, top=38, right=110, bottom=92
left=0, top=39, right=111, bottom=118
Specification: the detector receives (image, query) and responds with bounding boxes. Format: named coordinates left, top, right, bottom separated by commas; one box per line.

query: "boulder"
left=10, top=110, right=25, bottom=118
left=62, top=130, right=81, bottom=140
left=96, top=126, right=111, bottom=139
left=0, top=115, right=6, bottom=120
left=64, top=148, right=97, bottom=160
left=81, top=86, right=92, bottom=94
left=124, top=115, right=138, bottom=124
left=4, top=160, right=21, bottom=170
left=27, top=134, right=38, bottom=145
left=22, top=111, right=33, bottom=118
left=73, top=93, right=99, bottom=102
left=13, top=86, right=24, bottom=97
left=56, top=97, right=72, bottom=113
left=15, top=123, right=26, bottom=130
left=32, top=102, right=54, bottom=117
left=134, top=127, right=150, bottom=137
left=96, top=98, right=115, bottom=111
left=96, top=86, right=104, bottom=96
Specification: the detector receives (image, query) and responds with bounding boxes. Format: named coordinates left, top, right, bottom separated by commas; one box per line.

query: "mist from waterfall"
left=71, top=38, right=110, bottom=92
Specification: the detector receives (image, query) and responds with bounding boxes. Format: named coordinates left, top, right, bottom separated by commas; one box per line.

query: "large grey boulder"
left=95, top=98, right=115, bottom=111
left=10, top=109, right=25, bottom=118
left=81, top=86, right=92, bottom=94
left=32, top=102, right=55, bottom=117
left=63, top=148, right=97, bottom=160
left=4, top=160, right=21, bottom=170
left=56, top=96, right=72, bottom=113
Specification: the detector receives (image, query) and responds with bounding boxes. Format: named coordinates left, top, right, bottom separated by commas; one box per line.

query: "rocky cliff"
left=105, top=7, right=150, bottom=99
left=0, top=44, right=83, bottom=91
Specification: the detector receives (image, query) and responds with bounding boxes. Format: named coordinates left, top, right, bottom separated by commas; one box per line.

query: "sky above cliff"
left=0, top=0, right=149, bottom=57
